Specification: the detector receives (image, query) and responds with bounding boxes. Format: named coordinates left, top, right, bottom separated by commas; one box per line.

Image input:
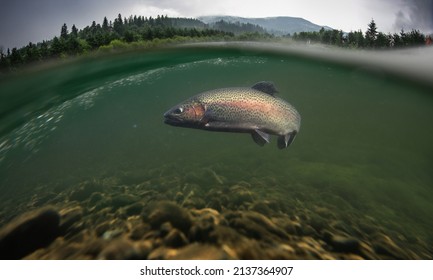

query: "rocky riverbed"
left=0, top=166, right=431, bottom=260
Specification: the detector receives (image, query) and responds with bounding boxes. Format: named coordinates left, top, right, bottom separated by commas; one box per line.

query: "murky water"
left=0, top=43, right=432, bottom=259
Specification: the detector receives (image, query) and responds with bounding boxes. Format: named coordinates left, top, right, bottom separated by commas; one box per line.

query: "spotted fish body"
left=163, top=81, right=301, bottom=149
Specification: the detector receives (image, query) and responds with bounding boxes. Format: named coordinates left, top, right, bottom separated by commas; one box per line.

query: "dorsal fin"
left=251, top=81, right=278, bottom=96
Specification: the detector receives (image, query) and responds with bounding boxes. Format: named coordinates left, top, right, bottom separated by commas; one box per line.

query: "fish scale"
left=164, top=81, right=301, bottom=149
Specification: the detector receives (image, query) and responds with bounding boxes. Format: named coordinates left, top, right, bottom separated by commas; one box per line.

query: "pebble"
left=2, top=170, right=429, bottom=260
left=308, top=213, right=327, bottom=233
left=249, top=201, right=274, bottom=216
left=167, top=243, right=235, bottom=260
left=97, top=238, right=143, bottom=260
left=229, top=185, right=254, bottom=205
left=29, top=192, right=58, bottom=207
left=0, top=207, right=61, bottom=259
left=59, top=206, right=84, bottom=236
left=123, top=202, right=144, bottom=216
left=242, top=211, right=289, bottom=239
left=206, top=199, right=222, bottom=212
left=147, top=246, right=178, bottom=260
left=88, top=192, right=104, bottom=205
left=189, top=218, right=215, bottom=242
left=111, top=194, right=139, bottom=209
left=102, top=229, right=124, bottom=240
left=206, top=225, right=242, bottom=246
left=272, top=218, right=295, bottom=235
left=163, top=228, right=189, bottom=248
left=144, top=201, right=192, bottom=234
left=69, top=181, right=103, bottom=202
left=159, top=222, right=173, bottom=237
left=95, top=221, right=111, bottom=237
left=129, top=223, right=151, bottom=240
left=358, top=242, right=378, bottom=260
left=182, top=197, right=206, bottom=209
left=372, top=233, right=408, bottom=259
left=226, top=211, right=288, bottom=241
left=322, top=231, right=360, bottom=254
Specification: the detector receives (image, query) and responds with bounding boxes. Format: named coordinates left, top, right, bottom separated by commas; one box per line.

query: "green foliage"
left=365, top=19, right=377, bottom=47
left=211, top=20, right=266, bottom=34
left=71, top=25, right=78, bottom=37
left=2, top=13, right=254, bottom=71
left=292, top=18, right=429, bottom=50
left=293, top=28, right=344, bottom=46
left=61, top=23, right=68, bottom=40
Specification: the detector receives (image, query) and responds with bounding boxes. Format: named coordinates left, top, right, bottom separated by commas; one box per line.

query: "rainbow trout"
left=163, top=81, right=301, bottom=149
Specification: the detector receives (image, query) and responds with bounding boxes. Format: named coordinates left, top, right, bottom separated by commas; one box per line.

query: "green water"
left=1, top=44, right=433, bottom=255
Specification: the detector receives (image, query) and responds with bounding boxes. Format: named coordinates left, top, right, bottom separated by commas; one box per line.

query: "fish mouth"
left=163, top=112, right=182, bottom=125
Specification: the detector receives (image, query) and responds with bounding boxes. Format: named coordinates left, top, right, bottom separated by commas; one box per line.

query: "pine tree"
left=71, top=24, right=78, bottom=37
left=103, top=17, right=109, bottom=30
left=400, top=29, right=408, bottom=46
left=51, top=36, right=65, bottom=56
left=61, top=23, right=68, bottom=39
left=376, top=32, right=389, bottom=48
left=10, top=48, right=22, bottom=64
left=113, top=14, right=124, bottom=35
left=365, top=19, right=378, bottom=48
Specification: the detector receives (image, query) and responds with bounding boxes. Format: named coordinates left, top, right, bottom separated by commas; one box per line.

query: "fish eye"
left=173, top=107, right=184, bottom=114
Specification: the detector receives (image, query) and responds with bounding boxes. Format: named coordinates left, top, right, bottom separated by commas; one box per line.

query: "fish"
left=163, top=81, right=301, bottom=149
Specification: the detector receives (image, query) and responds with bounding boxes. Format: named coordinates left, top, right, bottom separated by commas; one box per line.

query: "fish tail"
left=277, top=131, right=297, bottom=149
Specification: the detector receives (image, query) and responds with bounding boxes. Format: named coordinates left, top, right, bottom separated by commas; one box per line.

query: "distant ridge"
left=199, top=16, right=333, bottom=35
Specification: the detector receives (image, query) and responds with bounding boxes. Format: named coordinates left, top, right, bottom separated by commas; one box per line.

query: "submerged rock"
left=59, top=206, right=84, bottom=236
left=0, top=207, right=61, bottom=259
left=111, top=194, right=139, bottom=209
left=227, top=211, right=289, bottom=241
left=167, top=243, right=235, bottom=260
left=322, top=230, right=360, bottom=254
left=70, top=181, right=103, bottom=202
left=372, top=233, right=409, bottom=259
left=144, top=201, right=192, bottom=234
left=249, top=201, right=274, bottom=216
left=123, top=202, right=144, bottom=216
left=164, top=228, right=189, bottom=248
left=97, top=238, right=144, bottom=260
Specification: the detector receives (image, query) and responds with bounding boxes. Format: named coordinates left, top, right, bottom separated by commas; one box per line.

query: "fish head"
left=163, top=100, right=206, bottom=128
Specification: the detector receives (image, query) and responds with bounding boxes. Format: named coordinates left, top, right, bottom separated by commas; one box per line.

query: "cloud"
left=394, top=0, right=433, bottom=33
left=130, top=0, right=230, bottom=17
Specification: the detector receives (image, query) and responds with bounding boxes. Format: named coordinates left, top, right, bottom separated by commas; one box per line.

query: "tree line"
left=210, top=20, right=267, bottom=34
left=292, top=19, right=430, bottom=49
left=3, top=16, right=430, bottom=71
left=1, top=14, right=270, bottom=71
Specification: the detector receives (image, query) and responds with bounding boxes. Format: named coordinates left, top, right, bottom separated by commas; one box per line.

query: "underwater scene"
left=0, top=43, right=432, bottom=259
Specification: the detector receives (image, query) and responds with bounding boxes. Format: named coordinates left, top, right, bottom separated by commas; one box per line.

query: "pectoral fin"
left=251, top=130, right=271, bottom=146
left=277, top=131, right=297, bottom=149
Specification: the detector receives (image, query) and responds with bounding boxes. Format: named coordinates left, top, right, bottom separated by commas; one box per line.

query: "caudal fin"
left=277, top=131, right=297, bottom=149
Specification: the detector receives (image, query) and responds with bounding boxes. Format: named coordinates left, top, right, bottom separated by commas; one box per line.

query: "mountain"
left=198, top=16, right=332, bottom=35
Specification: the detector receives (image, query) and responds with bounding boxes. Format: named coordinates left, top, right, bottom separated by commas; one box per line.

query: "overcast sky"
left=1, top=0, right=432, bottom=50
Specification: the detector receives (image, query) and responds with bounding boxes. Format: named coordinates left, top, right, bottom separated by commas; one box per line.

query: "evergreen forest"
left=292, top=20, right=429, bottom=49
left=1, top=16, right=431, bottom=72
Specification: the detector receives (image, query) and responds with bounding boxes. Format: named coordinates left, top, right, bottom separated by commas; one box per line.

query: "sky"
left=1, top=0, right=432, bottom=50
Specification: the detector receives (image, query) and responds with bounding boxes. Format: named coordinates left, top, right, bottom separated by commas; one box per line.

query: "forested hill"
left=208, top=20, right=267, bottom=34
left=0, top=14, right=271, bottom=71
left=199, top=16, right=329, bottom=35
